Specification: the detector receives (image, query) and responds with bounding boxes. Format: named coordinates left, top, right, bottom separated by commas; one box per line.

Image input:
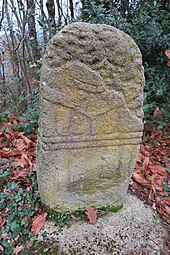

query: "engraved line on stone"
left=42, top=132, right=143, bottom=142
left=42, top=138, right=141, bottom=149
left=43, top=137, right=142, bottom=144
left=44, top=145, right=141, bottom=150
left=43, top=131, right=143, bottom=136
left=42, top=87, right=135, bottom=117
left=43, top=141, right=141, bottom=150
left=43, top=96, right=74, bottom=109
left=43, top=137, right=141, bottom=143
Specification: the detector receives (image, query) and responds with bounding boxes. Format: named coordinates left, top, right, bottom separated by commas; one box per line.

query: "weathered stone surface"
left=37, top=22, right=145, bottom=212
left=32, top=194, right=170, bottom=255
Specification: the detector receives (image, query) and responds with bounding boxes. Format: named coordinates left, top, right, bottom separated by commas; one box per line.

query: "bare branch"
left=0, top=0, right=6, bottom=31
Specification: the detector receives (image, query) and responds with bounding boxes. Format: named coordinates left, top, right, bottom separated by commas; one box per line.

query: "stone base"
left=34, top=194, right=170, bottom=254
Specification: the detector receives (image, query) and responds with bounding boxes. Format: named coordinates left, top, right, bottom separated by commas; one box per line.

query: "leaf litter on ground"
left=0, top=117, right=43, bottom=254
left=129, top=126, right=170, bottom=223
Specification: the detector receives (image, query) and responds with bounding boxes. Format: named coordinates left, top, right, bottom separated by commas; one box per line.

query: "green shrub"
left=16, top=88, right=39, bottom=137
left=0, top=88, right=39, bottom=137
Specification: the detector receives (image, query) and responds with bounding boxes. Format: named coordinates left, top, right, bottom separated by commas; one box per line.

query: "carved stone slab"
left=36, top=22, right=145, bottom=212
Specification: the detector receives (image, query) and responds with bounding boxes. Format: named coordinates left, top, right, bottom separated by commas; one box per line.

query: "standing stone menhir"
left=36, top=22, right=145, bottom=212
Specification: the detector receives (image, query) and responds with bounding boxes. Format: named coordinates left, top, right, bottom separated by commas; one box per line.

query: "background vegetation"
left=0, top=0, right=170, bottom=129
left=80, top=0, right=170, bottom=129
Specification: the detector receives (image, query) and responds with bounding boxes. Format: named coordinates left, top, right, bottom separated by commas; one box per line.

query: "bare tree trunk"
left=69, top=0, right=74, bottom=20
left=0, top=0, right=5, bottom=31
left=59, top=0, right=69, bottom=26
left=5, top=0, right=20, bottom=78
left=0, top=51, right=6, bottom=107
left=6, top=0, right=33, bottom=95
left=0, top=52, right=5, bottom=85
left=46, top=0, right=56, bottom=37
left=26, top=0, right=41, bottom=62
left=56, top=0, right=62, bottom=28
left=39, top=0, right=48, bottom=52
left=9, top=0, right=23, bottom=31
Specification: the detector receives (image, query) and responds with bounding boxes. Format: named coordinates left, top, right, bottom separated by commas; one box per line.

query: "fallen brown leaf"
left=143, top=156, right=150, bottom=166
left=164, top=198, right=170, bottom=206
left=31, top=212, right=47, bottom=236
left=153, top=107, right=160, bottom=118
left=10, top=168, right=30, bottom=181
left=159, top=138, right=170, bottom=144
left=1, top=233, right=8, bottom=239
left=165, top=49, right=170, bottom=59
left=0, top=148, right=22, bottom=157
left=149, top=165, right=167, bottom=176
left=0, top=218, right=6, bottom=228
left=14, top=245, right=23, bottom=255
left=85, top=206, right=97, bottom=225
left=14, top=138, right=26, bottom=151
left=132, top=173, right=150, bottom=187
left=71, top=215, right=77, bottom=221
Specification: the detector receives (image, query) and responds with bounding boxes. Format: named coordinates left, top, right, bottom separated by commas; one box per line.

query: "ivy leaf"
left=85, top=206, right=97, bottom=224
left=10, top=221, right=20, bottom=238
left=163, top=181, right=170, bottom=192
